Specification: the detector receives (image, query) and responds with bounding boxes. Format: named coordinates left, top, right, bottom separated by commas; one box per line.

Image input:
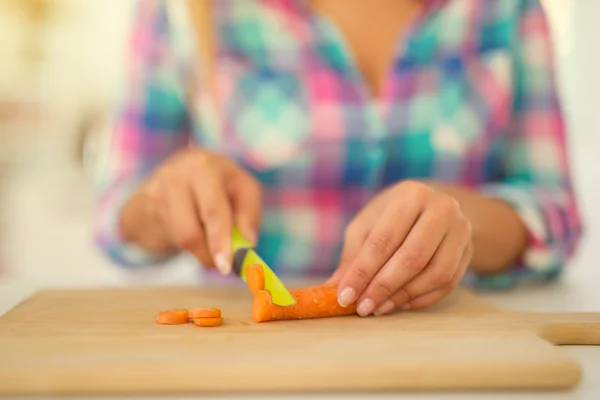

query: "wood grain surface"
left=0, top=285, right=598, bottom=395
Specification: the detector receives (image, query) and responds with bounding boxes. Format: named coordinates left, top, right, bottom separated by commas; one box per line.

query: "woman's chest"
left=186, top=0, right=517, bottom=188
left=306, top=0, right=426, bottom=100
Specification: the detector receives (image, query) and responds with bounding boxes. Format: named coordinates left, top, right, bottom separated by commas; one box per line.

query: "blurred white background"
left=0, top=0, right=598, bottom=302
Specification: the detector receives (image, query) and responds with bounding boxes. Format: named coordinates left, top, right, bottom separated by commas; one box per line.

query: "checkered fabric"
left=94, top=0, right=582, bottom=289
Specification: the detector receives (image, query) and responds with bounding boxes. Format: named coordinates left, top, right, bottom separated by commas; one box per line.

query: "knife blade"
left=230, top=226, right=296, bottom=306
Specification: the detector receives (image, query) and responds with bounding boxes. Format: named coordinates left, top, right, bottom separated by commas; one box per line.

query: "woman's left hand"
left=327, top=180, right=474, bottom=317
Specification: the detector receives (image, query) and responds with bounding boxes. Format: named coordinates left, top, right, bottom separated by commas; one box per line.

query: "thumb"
left=325, top=226, right=365, bottom=285
left=325, top=267, right=345, bottom=286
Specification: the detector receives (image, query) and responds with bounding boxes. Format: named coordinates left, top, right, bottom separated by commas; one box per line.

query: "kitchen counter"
left=1, top=271, right=599, bottom=400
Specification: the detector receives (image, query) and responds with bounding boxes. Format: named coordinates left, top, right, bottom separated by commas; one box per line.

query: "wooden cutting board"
left=0, top=284, right=598, bottom=395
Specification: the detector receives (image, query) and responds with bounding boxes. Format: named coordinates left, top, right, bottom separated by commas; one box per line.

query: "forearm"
left=425, top=182, right=528, bottom=276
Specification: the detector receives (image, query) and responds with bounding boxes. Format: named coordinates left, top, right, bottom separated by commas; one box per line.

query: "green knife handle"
left=230, top=226, right=296, bottom=306
left=231, top=226, right=253, bottom=252
left=231, top=226, right=253, bottom=280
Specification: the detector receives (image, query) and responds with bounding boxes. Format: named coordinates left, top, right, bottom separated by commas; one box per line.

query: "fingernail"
left=357, top=298, right=375, bottom=317
left=338, top=287, right=356, bottom=307
left=214, top=253, right=231, bottom=275
left=374, top=300, right=395, bottom=316
left=401, top=303, right=411, bottom=311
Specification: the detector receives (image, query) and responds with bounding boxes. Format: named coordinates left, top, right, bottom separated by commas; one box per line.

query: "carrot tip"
left=247, top=264, right=265, bottom=294
left=252, top=290, right=274, bottom=323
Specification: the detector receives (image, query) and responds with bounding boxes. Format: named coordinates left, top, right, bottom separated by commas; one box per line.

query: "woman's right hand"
left=119, top=147, right=262, bottom=275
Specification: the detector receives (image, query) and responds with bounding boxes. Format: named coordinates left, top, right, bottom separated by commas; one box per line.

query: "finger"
left=399, top=218, right=471, bottom=302
left=325, top=268, right=345, bottom=286
left=355, top=204, right=451, bottom=316
left=336, top=188, right=425, bottom=308
left=228, top=167, right=262, bottom=245
left=404, top=241, right=473, bottom=310
left=176, top=220, right=213, bottom=268
left=156, top=180, right=213, bottom=267
left=325, top=224, right=367, bottom=285
left=191, top=169, right=233, bottom=275
left=188, top=223, right=215, bottom=268
left=327, top=199, right=383, bottom=286
left=375, top=224, right=472, bottom=315
left=401, top=286, right=452, bottom=312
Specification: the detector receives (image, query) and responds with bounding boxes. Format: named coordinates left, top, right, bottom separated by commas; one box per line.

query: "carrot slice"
left=246, top=264, right=265, bottom=294
left=188, top=308, right=221, bottom=319
left=252, top=285, right=358, bottom=323
left=156, top=309, right=189, bottom=325
left=193, top=317, right=223, bottom=327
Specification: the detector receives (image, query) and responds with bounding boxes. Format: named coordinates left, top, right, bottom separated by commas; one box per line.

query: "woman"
left=94, top=0, right=582, bottom=317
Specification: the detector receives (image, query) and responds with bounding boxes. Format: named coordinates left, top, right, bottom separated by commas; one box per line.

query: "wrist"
left=418, top=180, right=528, bottom=275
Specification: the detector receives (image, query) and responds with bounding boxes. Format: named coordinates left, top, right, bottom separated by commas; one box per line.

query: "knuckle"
left=397, top=286, right=416, bottom=302
left=168, top=154, right=189, bottom=171
left=175, top=230, right=201, bottom=250
left=146, top=189, right=170, bottom=214
left=144, top=180, right=163, bottom=202
left=339, top=253, right=354, bottom=267
left=353, top=265, right=372, bottom=285
left=192, top=152, right=213, bottom=170
left=152, top=167, right=171, bottom=183
left=399, top=180, right=420, bottom=193
left=201, top=205, right=222, bottom=222
left=399, top=248, right=426, bottom=271
left=460, top=216, right=473, bottom=236
left=434, top=196, right=460, bottom=218
left=149, top=194, right=165, bottom=211
left=373, top=279, right=396, bottom=297
left=157, top=165, right=184, bottom=186
left=449, top=196, right=461, bottom=209
left=368, top=233, right=395, bottom=255
left=400, top=180, right=428, bottom=199
left=431, top=266, right=455, bottom=286
left=167, top=173, right=186, bottom=188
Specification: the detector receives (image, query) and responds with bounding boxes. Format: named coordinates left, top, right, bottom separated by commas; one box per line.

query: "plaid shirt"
left=94, top=0, right=582, bottom=289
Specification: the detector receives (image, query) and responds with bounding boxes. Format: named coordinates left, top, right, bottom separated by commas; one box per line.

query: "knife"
left=230, top=226, right=296, bottom=306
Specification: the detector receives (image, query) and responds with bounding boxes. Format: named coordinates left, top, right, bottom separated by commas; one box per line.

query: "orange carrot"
left=188, top=308, right=221, bottom=319
left=193, top=317, right=223, bottom=327
left=252, top=285, right=358, bottom=323
left=246, top=264, right=265, bottom=294
left=156, top=309, right=189, bottom=325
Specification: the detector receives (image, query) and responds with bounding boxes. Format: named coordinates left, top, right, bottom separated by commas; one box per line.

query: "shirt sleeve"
left=465, top=0, right=584, bottom=289
left=93, top=0, right=192, bottom=267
